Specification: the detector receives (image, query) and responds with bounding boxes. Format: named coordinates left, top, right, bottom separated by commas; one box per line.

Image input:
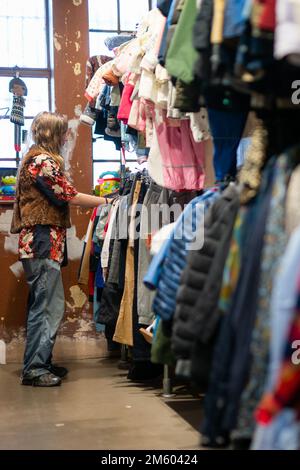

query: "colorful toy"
left=95, top=171, right=120, bottom=197
left=0, top=185, right=15, bottom=195
left=2, top=175, right=16, bottom=185
left=0, top=174, right=17, bottom=200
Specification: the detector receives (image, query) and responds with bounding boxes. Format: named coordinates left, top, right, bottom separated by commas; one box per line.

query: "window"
left=88, top=0, right=156, bottom=186
left=0, top=0, right=51, bottom=168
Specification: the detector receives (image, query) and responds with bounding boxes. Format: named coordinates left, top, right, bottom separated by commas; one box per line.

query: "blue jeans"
left=22, top=258, right=65, bottom=378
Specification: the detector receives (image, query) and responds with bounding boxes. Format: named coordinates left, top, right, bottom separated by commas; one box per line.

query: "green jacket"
left=165, top=0, right=199, bottom=84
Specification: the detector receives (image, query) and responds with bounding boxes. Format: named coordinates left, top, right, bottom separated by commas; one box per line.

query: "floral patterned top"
left=19, top=154, right=78, bottom=264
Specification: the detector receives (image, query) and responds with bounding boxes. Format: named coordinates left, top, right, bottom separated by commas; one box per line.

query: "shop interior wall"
left=0, top=0, right=106, bottom=362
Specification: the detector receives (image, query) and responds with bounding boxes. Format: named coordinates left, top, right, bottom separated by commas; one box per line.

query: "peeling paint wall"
left=0, top=209, right=29, bottom=342
left=52, top=0, right=95, bottom=354
left=0, top=0, right=103, bottom=362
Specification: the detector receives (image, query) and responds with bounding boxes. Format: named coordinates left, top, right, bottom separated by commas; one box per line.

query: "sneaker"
left=49, top=364, right=68, bottom=378
left=80, top=103, right=97, bottom=126
left=21, top=372, right=62, bottom=387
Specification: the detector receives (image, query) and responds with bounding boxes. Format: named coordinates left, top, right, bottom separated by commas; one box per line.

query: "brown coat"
left=10, top=146, right=71, bottom=234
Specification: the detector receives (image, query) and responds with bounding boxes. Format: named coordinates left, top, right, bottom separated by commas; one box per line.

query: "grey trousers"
left=137, top=182, right=162, bottom=325
left=22, top=258, right=65, bottom=378
left=137, top=184, right=197, bottom=325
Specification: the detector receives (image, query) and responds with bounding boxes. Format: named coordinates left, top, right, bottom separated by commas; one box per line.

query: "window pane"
left=0, top=77, right=49, bottom=118
left=127, top=161, right=140, bottom=172
left=22, top=78, right=49, bottom=116
left=0, top=75, right=48, bottom=164
left=119, top=0, right=149, bottom=31
left=0, top=118, right=32, bottom=161
left=0, top=77, right=12, bottom=112
left=0, top=160, right=17, bottom=169
left=0, top=120, right=14, bottom=160
left=0, top=0, right=47, bottom=67
left=89, top=32, right=115, bottom=57
left=93, top=161, right=120, bottom=187
left=93, top=161, right=138, bottom=186
left=89, top=0, right=118, bottom=30
left=0, top=0, right=45, bottom=17
left=93, top=138, right=121, bottom=160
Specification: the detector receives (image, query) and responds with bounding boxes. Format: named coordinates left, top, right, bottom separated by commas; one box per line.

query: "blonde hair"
left=29, top=111, right=68, bottom=168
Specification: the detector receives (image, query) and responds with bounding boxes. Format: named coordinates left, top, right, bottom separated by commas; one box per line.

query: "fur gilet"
left=10, top=146, right=71, bottom=234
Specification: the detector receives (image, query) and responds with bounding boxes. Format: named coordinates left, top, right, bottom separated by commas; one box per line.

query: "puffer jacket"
left=145, top=190, right=220, bottom=322
left=172, top=184, right=240, bottom=376
left=165, top=0, right=200, bottom=85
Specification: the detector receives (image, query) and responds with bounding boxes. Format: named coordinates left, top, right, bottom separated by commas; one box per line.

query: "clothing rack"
left=120, top=168, right=152, bottom=191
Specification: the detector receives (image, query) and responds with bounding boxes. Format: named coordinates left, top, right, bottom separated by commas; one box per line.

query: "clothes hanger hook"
left=14, top=65, right=20, bottom=78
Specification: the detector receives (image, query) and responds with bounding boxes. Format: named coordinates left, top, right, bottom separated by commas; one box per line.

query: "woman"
left=11, top=111, right=109, bottom=387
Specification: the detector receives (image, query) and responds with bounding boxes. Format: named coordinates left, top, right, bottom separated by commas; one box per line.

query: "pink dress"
left=117, top=80, right=134, bottom=124
left=154, top=110, right=206, bottom=191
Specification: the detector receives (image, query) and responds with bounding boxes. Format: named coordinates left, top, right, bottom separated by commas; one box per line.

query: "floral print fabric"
left=18, top=154, right=78, bottom=264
